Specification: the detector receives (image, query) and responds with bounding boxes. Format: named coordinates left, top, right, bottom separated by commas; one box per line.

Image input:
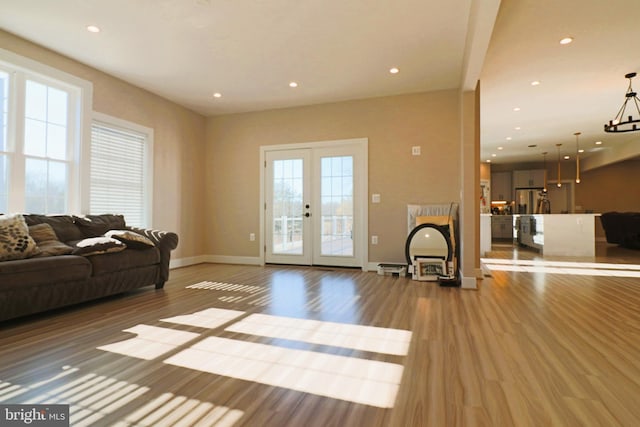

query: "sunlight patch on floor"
left=482, top=258, right=640, bottom=277
left=226, top=313, right=412, bottom=356
left=96, top=306, right=413, bottom=409
left=161, top=308, right=246, bottom=329
left=1, top=365, right=243, bottom=427
left=112, top=392, right=243, bottom=427
left=97, top=325, right=200, bottom=360
left=164, top=336, right=403, bottom=408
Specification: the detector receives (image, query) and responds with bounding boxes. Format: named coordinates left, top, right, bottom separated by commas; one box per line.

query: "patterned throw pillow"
left=105, top=229, right=155, bottom=249
left=71, top=236, right=127, bottom=256
left=0, top=214, right=38, bottom=261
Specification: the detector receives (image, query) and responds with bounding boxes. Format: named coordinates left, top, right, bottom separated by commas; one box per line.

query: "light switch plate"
left=372, top=194, right=381, bottom=203
left=412, top=146, right=421, bottom=156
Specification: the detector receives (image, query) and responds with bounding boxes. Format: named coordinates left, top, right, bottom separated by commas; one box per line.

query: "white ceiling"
left=1, top=0, right=639, bottom=166
left=480, top=0, right=640, bottom=165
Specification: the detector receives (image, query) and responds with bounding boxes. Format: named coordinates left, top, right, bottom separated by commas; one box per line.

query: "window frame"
left=0, top=47, right=92, bottom=214
left=88, top=112, right=154, bottom=228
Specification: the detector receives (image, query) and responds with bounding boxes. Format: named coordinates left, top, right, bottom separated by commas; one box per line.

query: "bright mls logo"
left=1, top=405, right=69, bottom=426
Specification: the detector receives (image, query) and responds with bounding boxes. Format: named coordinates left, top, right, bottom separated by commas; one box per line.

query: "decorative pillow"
left=74, top=214, right=127, bottom=238
left=23, top=214, right=84, bottom=242
left=32, top=240, right=74, bottom=257
left=28, top=223, right=60, bottom=243
left=71, top=236, right=127, bottom=256
left=105, top=229, right=155, bottom=249
left=27, top=223, right=73, bottom=257
left=0, top=214, right=38, bottom=261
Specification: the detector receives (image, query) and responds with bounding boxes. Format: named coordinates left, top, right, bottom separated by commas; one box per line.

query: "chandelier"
left=604, top=72, right=640, bottom=133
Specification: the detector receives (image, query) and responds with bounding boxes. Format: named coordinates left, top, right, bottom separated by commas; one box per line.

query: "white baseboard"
left=170, top=255, right=210, bottom=269
left=461, top=275, right=478, bottom=289
left=207, top=255, right=263, bottom=265
left=173, top=257, right=379, bottom=271
left=366, top=262, right=381, bottom=272
left=170, top=255, right=262, bottom=269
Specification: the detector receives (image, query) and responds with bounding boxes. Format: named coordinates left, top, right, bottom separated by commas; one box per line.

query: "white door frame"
left=260, top=138, right=368, bottom=270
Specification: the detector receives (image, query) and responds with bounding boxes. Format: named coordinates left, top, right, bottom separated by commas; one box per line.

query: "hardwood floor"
left=1, top=246, right=640, bottom=426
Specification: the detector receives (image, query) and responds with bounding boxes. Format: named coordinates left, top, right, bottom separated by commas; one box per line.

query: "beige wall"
left=1, top=30, right=207, bottom=260
left=205, top=91, right=462, bottom=263
left=576, top=159, right=640, bottom=238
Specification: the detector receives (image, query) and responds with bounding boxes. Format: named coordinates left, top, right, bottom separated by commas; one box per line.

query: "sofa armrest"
left=127, top=227, right=179, bottom=288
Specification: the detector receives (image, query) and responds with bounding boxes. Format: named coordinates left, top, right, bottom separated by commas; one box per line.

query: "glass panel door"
left=312, top=144, right=361, bottom=267
left=319, top=155, right=353, bottom=257
left=264, top=141, right=364, bottom=268
left=265, top=149, right=311, bottom=265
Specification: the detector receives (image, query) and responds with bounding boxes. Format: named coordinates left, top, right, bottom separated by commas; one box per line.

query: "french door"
left=264, top=140, right=366, bottom=268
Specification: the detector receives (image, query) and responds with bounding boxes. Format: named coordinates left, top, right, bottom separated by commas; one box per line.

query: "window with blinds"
left=90, top=119, right=152, bottom=227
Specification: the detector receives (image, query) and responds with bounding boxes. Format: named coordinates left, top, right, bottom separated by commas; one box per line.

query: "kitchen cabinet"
left=513, top=169, right=545, bottom=188
left=491, top=171, right=512, bottom=201
left=491, top=215, right=513, bottom=239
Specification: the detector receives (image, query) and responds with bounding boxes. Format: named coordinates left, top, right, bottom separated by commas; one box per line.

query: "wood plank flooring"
left=1, top=243, right=640, bottom=426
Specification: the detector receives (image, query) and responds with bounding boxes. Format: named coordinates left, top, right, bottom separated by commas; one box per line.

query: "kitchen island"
left=516, top=214, right=598, bottom=257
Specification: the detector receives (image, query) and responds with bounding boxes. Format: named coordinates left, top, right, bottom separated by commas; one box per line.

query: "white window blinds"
left=90, top=121, right=149, bottom=227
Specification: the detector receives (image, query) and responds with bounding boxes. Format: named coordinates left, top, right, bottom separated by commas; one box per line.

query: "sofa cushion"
left=88, top=247, right=160, bottom=276
left=74, top=214, right=127, bottom=238
left=0, top=214, right=38, bottom=261
left=32, top=240, right=75, bottom=257
left=71, top=236, right=127, bottom=256
left=0, top=255, right=91, bottom=290
left=23, top=214, right=84, bottom=242
left=105, top=229, right=155, bottom=249
left=29, top=223, right=59, bottom=243
left=28, top=223, right=74, bottom=257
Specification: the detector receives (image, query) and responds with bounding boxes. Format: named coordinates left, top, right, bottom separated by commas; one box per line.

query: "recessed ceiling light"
left=491, top=153, right=497, bottom=157
left=389, top=67, right=399, bottom=74
left=86, top=25, right=101, bottom=33
left=486, top=159, right=492, bottom=163
left=531, top=81, right=540, bottom=86
left=506, top=137, right=512, bottom=141
left=560, top=37, right=573, bottom=45
left=213, top=92, right=222, bottom=98
left=595, top=141, right=602, bottom=145
left=289, top=82, right=298, bottom=88
left=515, top=126, right=521, bottom=130
left=564, top=155, right=570, bottom=160
left=513, top=107, right=521, bottom=112
left=497, top=146, right=504, bottom=150
left=578, top=149, right=585, bottom=153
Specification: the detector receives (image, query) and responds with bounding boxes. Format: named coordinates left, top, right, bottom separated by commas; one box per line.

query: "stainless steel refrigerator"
left=515, top=188, right=543, bottom=214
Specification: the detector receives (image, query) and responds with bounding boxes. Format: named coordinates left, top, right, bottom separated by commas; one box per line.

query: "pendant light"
left=604, top=72, right=640, bottom=133
left=542, top=152, right=548, bottom=191
left=555, top=144, right=562, bottom=187
left=574, top=132, right=581, bottom=183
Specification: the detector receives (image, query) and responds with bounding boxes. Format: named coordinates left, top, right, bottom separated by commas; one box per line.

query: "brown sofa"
left=0, top=214, right=178, bottom=322
left=600, top=212, right=640, bottom=249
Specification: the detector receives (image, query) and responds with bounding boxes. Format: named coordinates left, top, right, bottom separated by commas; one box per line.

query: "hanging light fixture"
left=556, top=144, right=562, bottom=187
left=542, top=152, right=548, bottom=191
left=574, top=132, right=581, bottom=183
left=604, top=72, right=640, bottom=132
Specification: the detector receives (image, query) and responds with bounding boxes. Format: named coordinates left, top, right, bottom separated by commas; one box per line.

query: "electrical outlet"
left=249, top=233, right=255, bottom=241
left=371, top=235, right=378, bottom=245
left=372, top=194, right=381, bottom=203
left=412, top=146, right=421, bottom=156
